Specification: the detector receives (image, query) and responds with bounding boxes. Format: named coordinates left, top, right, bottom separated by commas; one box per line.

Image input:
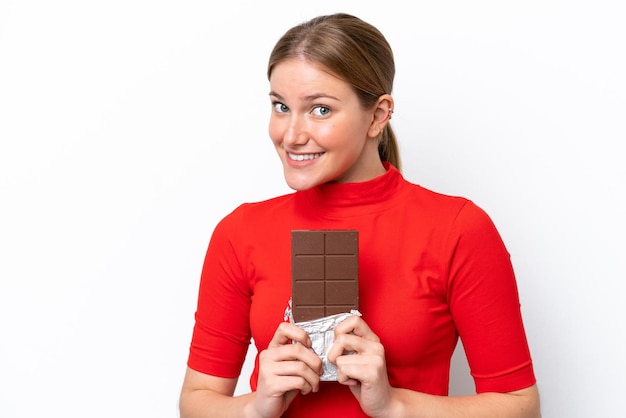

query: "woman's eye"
left=273, top=102, right=289, bottom=113
left=312, top=106, right=330, bottom=117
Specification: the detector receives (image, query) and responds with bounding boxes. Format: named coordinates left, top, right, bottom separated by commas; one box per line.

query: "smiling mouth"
left=287, top=152, right=325, bottom=161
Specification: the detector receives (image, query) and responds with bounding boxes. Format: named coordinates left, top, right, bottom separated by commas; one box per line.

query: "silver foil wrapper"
left=292, top=310, right=362, bottom=381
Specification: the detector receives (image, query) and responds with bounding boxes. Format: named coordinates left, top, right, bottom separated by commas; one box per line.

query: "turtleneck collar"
left=295, top=162, right=406, bottom=218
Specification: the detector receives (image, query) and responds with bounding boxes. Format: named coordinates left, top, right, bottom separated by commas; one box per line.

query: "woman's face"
left=268, top=58, right=385, bottom=191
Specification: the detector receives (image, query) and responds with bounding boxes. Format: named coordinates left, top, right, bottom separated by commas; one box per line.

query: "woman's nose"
left=283, top=116, right=309, bottom=146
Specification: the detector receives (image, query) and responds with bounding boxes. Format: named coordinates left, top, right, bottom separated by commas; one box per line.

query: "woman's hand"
left=327, top=315, right=395, bottom=417
left=252, top=322, right=324, bottom=418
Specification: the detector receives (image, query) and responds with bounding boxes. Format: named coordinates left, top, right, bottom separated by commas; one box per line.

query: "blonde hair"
left=267, top=13, right=401, bottom=171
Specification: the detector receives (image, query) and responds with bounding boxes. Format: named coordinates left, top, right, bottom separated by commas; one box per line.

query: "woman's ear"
left=368, top=94, right=394, bottom=138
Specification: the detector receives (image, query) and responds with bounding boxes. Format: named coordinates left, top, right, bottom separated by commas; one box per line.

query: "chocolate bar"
left=291, top=230, right=359, bottom=323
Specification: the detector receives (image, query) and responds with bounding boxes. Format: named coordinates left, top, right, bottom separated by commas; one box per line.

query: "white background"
left=1, top=1, right=624, bottom=417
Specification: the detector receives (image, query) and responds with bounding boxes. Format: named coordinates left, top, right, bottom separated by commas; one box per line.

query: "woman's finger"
left=258, top=343, right=323, bottom=397
left=327, top=332, right=384, bottom=363
left=334, top=349, right=387, bottom=383
left=268, top=321, right=312, bottom=348
left=334, top=315, right=380, bottom=342
left=262, top=341, right=323, bottom=374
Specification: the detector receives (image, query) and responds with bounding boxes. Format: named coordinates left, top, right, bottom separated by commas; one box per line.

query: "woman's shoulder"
left=217, top=192, right=297, bottom=224
left=399, top=178, right=495, bottom=228
left=238, top=192, right=297, bottom=213
left=401, top=178, right=470, bottom=210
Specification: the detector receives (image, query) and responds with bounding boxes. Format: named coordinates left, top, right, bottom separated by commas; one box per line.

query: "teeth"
left=288, top=152, right=324, bottom=161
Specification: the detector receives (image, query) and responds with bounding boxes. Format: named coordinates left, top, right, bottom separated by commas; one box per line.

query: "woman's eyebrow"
left=268, top=91, right=339, bottom=102
left=268, top=91, right=283, bottom=100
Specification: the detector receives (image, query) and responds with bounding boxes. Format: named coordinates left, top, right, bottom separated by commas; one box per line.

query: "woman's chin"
left=285, top=179, right=316, bottom=191
left=283, top=171, right=320, bottom=191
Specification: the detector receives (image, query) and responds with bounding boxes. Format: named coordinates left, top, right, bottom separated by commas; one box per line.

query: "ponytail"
left=378, top=124, right=401, bottom=171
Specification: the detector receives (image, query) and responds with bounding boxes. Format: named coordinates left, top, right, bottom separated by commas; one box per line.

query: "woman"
left=180, top=13, right=541, bottom=417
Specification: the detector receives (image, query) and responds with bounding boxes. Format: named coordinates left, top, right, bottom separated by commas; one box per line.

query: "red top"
left=187, top=164, right=536, bottom=417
